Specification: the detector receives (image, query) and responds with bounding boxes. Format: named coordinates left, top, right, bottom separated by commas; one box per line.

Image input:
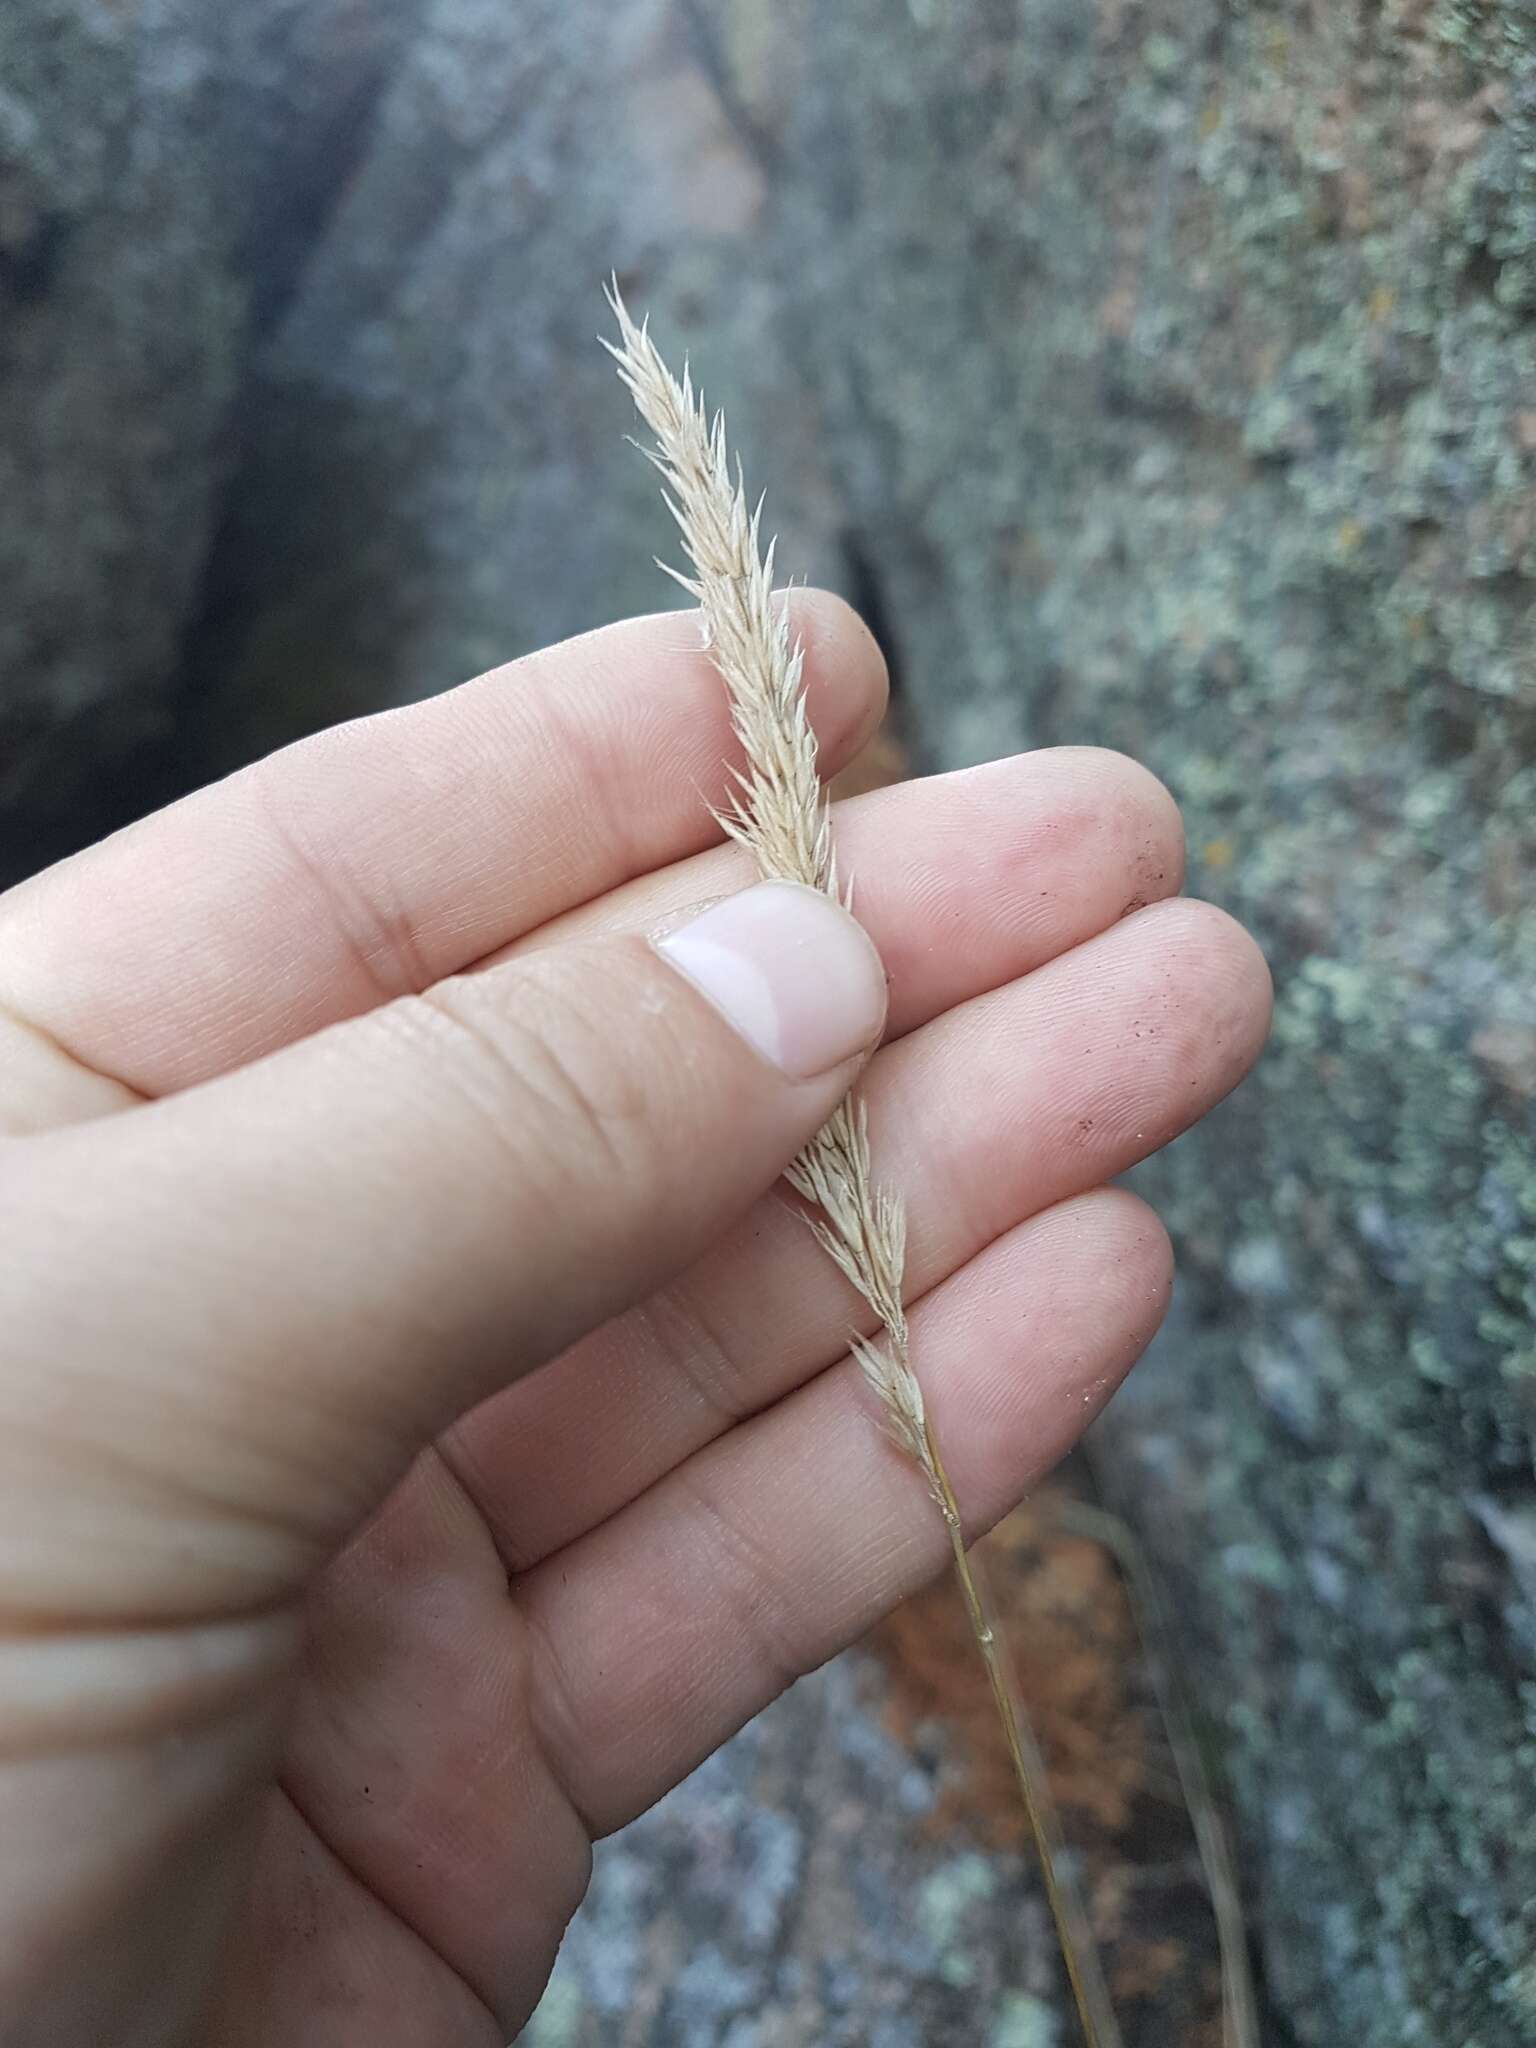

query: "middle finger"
left=506, top=743, right=1184, bottom=1042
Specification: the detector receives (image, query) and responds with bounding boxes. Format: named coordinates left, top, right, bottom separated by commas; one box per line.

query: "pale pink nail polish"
left=657, top=882, right=887, bottom=1080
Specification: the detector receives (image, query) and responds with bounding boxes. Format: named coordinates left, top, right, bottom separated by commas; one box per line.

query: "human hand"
left=0, top=596, right=1269, bottom=2045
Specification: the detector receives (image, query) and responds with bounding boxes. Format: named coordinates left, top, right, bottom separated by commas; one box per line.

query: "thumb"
left=1, top=881, right=887, bottom=1621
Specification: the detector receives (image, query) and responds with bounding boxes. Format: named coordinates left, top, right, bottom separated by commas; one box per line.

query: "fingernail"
left=657, top=881, right=887, bottom=1080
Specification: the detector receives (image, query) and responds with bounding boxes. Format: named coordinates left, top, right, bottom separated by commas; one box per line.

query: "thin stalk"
left=927, top=1435, right=1123, bottom=2048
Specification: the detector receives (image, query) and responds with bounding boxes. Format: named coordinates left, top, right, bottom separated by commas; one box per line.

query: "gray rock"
left=729, top=6, right=1536, bottom=2040
left=0, top=0, right=427, bottom=879
left=0, top=0, right=240, bottom=877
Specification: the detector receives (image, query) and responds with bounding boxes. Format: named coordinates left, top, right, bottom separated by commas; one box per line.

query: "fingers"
left=0, top=885, right=887, bottom=1623
left=509, top=744, right=1186, bottom=1041
left=206, top=1794, right=507, bottom=2048
left=273, top=1454, right=589, bottom=2031
left=443, top=895, right=1270, bottom=1569
left=0, top=594, right=886, bottom=1110
left=521, top=1188, right=1174, bottom=1834
left=255, top=1189, right=1170, bottom=2029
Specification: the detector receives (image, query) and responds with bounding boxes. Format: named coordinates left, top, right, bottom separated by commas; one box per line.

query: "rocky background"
left=4, top=1, right=1535, bottom=2042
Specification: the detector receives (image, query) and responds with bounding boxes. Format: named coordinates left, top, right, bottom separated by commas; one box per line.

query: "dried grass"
left=606, top=285, right=1123, bottom=2048
left=1060, top=1493, right=1261, bottom=2048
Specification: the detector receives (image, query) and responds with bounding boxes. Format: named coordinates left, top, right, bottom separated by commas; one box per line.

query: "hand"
left=0, top=595, right=1269, bottom=2046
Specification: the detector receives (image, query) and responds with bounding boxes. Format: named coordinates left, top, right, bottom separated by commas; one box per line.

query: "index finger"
left=0, top=594, right=886, bottom=1123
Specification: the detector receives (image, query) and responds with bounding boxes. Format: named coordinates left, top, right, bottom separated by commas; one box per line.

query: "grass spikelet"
left=607, top=283, right=1122, bottom=2048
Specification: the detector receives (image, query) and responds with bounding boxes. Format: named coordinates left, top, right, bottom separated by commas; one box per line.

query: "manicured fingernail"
left=657, top=881, right=887, bottom=1080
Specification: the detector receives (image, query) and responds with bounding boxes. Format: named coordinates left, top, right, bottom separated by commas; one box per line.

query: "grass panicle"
left=606, top=283, right=1124, bottom=2048
left=603, top=284, right=942, bottom=1507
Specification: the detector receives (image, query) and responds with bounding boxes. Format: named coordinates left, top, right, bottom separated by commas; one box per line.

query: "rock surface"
left=0, top=0, right=239, bottom=873
left=6, top=1, right=1535, bottom=2041
left=738, top=7, right=1536, bottom=2044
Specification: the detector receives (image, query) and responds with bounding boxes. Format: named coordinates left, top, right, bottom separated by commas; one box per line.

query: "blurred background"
left=4, top=2, right=1535, bottom=2043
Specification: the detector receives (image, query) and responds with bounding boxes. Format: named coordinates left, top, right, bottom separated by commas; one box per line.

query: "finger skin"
left=271, top=1454, right=584, bottom=2030
left=443, top=894, right=1270, bottom=1570
left=0, top=912, right=884, bottom=1623
left=273, top=1188, right=1172, bottom=2029
left=206, top=1794, right=506, bottom=2048
left=0, top=593, right=886, bottom=1106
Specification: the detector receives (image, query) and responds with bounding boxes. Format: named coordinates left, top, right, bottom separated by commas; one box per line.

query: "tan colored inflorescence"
left=606, top=283, right=1122, bottom=2048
